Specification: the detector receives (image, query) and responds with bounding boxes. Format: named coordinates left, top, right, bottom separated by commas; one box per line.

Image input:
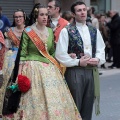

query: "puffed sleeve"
left=55, top=28, right=79, bottom=67
left=20, top=31, right=29, bottom=61
left=48, top=28, right=55, bottom=57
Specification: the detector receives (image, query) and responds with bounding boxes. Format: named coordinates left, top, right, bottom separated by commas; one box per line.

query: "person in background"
left=28, top=3, right=41, bottom=26
left=2, top=8, right=26, bottom=83
left=47, top=0, right=69, bottom=43
left=0, top=6, right=11, bottom=33
left=0, top=31, right=5, bottom=73
left=2, top=4, right=82, bottom=120
left=86, top=6, right=92, bottom=25
left=105, top=12, right=112, bottom=63
left=0, top=31, right=5, bottom=94
left=107, top=10, right=120, bottom=68
left=47, top=0, right=69, bottom=74
left=55, top=1, right=105, bottom=119
left=89, top=6, right=99, bottom=29
left=99, top=14, right=109, bottom=68
left=62, top=11, right=74, bottom=23
left=0, top=31, right=5, bottom=118
left=0, top=9, right=26, bottom=117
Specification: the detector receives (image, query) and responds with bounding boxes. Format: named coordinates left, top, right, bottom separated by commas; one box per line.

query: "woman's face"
left=100, top=16, right=106, bottom=23
left=14, top=11, right=25, bottom=26
left=37, top=8, right=48, bottom=26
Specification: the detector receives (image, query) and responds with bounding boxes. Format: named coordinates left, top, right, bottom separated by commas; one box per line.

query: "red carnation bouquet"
left=7, top=75, right=31, bottom=93
left=17, top=75, right=31, bottom=93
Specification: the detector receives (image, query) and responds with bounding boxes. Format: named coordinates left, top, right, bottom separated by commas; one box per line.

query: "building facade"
left=0, top=0, right=34, bottom=23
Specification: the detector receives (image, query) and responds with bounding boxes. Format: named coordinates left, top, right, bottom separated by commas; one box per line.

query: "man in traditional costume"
left=47, top=0, right=69, bottom=43
left=55, top=1, right=105, bottom=120
left=47, top=0, right=69, bottom=74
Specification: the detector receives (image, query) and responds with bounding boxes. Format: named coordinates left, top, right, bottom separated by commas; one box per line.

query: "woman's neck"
left=16, top=24, right=25, bottom=30
left=15, top=24, right=25, bottom=35
left=36, top=23, right=46, bottom=31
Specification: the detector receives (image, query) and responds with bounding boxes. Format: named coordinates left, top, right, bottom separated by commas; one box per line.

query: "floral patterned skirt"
left=3, top=49, right=18, bottom=81
left=3, top=61, right=82, bottom=120
left=0, top=49, right=18, bottom=115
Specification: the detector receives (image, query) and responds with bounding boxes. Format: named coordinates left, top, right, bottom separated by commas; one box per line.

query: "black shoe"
left=116, top=66, right=120, bottom=68
left=108, top=65, right=116, bottom=69
left=99, top=72, right=103, bottom=75
left=101, top=64, right=106, bottom=69
left=106, top=59, right=112, bottom=63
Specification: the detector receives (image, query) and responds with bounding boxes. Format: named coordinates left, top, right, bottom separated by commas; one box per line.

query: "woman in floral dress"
left=2, top=4, right=82, bottom=120
left=0, top=9, right=26, bottom=116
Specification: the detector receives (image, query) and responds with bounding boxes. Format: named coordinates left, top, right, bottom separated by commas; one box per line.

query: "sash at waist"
left=66, top=65, right=97, bottom=70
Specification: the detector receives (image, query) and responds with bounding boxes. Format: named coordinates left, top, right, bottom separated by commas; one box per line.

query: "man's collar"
left=51, top=16, right=60, bottom=21
left=76, top=21, right=86, bottom=27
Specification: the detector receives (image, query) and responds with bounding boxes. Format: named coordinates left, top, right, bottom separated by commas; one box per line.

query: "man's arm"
left=95, top=29, right=106, bottom=65
left=87, top=29, right=105, bottom=66
left=5, top=16, right=11, bottom=27
left=55, top=28, right=80, bottom=67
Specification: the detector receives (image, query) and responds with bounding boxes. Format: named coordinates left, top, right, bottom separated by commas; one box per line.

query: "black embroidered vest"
left=66, top=23, right=97, bottom=58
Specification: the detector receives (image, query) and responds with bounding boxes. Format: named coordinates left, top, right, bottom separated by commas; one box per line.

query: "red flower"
left=17, top=75, right=31, bottom=93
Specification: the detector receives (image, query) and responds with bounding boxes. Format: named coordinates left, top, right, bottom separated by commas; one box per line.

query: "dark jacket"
left=107, top=13, right=120, bottom=45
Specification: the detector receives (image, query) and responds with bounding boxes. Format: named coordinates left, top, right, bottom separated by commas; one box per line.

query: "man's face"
left=73, top=4, right=87, bottom=23
left=109, top=10, right=116, bottom=18
left=47, top=1, right=57, bottom=17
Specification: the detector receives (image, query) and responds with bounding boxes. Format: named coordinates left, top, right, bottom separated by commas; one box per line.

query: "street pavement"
left=92, top=62, right=120, bottom=120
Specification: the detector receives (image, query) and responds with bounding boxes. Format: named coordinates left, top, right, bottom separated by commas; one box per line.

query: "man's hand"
left=87, top=58, right=99, bottom=66
left=79, top=55, right=91, bottom=67
left=69, top=53, right=77, bottom=59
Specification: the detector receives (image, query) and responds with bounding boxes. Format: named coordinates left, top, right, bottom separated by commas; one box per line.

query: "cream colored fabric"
left=3, top=61, right=82, bottom=120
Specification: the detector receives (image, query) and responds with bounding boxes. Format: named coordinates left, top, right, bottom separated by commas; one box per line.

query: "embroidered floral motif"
left=42, top=62, right=49, bottom=67
left=3, top=61, right=82, bottom=120
left=88, top=25, right=97, bottom=57
left=66, top=23, right=97, bottom=58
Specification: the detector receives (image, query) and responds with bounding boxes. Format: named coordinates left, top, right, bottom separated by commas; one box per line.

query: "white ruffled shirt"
left=55, top=22, right=106, bottom=67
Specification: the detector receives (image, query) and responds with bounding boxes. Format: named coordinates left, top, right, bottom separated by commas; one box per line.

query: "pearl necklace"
left=15, top=27, right=24, bottom=33
left=36, top=26, right=49, bottom=44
